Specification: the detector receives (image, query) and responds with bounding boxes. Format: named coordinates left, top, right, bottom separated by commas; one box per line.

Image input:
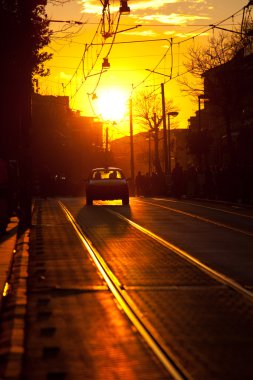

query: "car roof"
left=91, top=167, right=122, bottom=171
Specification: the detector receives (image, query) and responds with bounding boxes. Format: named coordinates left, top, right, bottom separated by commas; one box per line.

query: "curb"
left=0, top=229, right=30, bottom=380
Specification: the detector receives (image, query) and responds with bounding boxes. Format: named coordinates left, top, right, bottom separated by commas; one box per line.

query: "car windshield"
left=92, top=169, right=123, bottom=180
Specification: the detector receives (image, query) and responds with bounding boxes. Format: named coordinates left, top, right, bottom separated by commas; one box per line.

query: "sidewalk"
left=0, top=215, right=29, bottom=380
left=0, top=216, right=19, bottom=306
left=0, top=199, right=166, bottom=380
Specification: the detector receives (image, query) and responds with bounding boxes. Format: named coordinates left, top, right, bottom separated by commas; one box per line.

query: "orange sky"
left=39, top=0, right=248, bottom=138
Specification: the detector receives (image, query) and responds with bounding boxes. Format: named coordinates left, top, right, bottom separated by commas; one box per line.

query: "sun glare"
left=95, top=88, right=128, bottom=121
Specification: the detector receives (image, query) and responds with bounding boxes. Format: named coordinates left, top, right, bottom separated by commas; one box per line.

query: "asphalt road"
left=20, top=197, right=253, bottom=380
left=66, top=196, right=253, bottom=288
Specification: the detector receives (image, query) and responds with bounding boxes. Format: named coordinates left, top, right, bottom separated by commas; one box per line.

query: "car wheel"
left=86, top=197, right=93, bottom=205
left=122, top=196, right=129, bottom=205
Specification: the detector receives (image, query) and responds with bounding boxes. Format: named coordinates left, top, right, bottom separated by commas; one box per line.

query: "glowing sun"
left=95, top=88, right=128, bottom=121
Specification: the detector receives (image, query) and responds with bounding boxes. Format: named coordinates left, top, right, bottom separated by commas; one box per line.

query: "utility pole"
left=168, top=111, right=179, bottom=175
left=129, top=98, right=135, bottom=195
left=153, top=113, right=162, bottom=174
left=105, top=126, right=109, bottom=166
left=161, top=83, right=168, bottom=174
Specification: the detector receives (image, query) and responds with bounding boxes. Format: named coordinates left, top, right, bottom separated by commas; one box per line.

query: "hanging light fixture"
left=102, top=57, right=110, bottom=69
left=119, top=1, right=130, bottom=14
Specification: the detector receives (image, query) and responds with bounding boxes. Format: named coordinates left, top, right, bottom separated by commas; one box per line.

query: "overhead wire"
left=89, top=13, right=121, bottom=98
left=131, top=4, right=247, bottom=94
left=50, top=9, right=244, bottom=91
left=132, top=38, right=173, bottom=91
left=42, top=2, right=250, bottom=114
left=62, top=1, right=123, bottom=105
left=63, top=17, right=104, bottom=90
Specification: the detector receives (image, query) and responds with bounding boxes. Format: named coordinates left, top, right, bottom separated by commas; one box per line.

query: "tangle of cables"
left=61, top=0, right=131, bottom=104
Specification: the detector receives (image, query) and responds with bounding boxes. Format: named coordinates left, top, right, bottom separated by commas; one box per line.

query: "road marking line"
left=151, top=198, right=253, bottom=219
left=136, top=199, right=253, bottom=238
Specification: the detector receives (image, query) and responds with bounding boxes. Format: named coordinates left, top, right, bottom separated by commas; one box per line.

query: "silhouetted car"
left=86, top=167, right=129, bottom=205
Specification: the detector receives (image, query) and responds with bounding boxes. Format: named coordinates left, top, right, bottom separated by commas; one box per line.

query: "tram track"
left=59, top=199, right=253, bottom=380
left=18, top=197, right=253, bottom=380
left=107, top=207, right=253, bottom=302
left=59, top=201, right=189, bottom=380
left=152, top=198, right=253, bottom=219
left=136, top=198, right=253, bottom=238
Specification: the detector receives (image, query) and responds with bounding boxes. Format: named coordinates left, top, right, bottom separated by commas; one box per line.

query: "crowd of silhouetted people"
left=135, top=163, right=253, bottom=204
left=1, top=153, right=253, bottom=237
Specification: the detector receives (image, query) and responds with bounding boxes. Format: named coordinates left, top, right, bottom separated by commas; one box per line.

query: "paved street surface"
left=0, top=217, right=18, bottom=306
left=0, top=197, right=253, bottom=379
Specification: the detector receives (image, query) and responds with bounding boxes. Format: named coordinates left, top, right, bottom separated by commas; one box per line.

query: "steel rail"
left=137, top=199, right=253, bottom=238
left=58, top=201, right=190, bottom=380
left=107, top=208, right=253, bottom=302
left=151, top=198, right=253, bottom=220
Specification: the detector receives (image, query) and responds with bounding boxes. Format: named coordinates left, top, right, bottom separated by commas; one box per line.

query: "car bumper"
left=86, top=185, right=129, bottom=200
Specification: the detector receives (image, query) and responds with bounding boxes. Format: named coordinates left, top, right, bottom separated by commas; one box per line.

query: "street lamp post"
left=145, top=69, right=170, bottom=175
left=101, top=119, right=116, bottom=167
left=129, top=97, right=135, bottom=195
left=105, top=125, right=109, bottom=166
left=167, top=111, right=178, bottom=175
left=148, top=130, right=152, bottom=176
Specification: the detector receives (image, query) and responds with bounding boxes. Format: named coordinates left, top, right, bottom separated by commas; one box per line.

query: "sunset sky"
left=40, top=0, right=249, bottom=138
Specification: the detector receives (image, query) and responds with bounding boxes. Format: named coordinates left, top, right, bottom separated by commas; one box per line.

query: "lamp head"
left=119, top=1, right=130, bottom=14
left=102, top=58, right=110, bottom=69
left=168, top=112, right=179, bottom=117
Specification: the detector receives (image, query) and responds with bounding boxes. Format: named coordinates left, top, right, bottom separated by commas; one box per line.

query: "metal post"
left=167, top=114, right=171, bottom=176
left=161, top=83, right=168, bottom=174
left=148, top=130, right=151, bottom=176
left=167, top=111, right=178, bottom=176
left=153, top=113, right=160, bottom=174
left=129, top=98, right=135, bottom=195
left=105, top=126, right=109, bottom=166
left=198, top=96, right=201, bottom=130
